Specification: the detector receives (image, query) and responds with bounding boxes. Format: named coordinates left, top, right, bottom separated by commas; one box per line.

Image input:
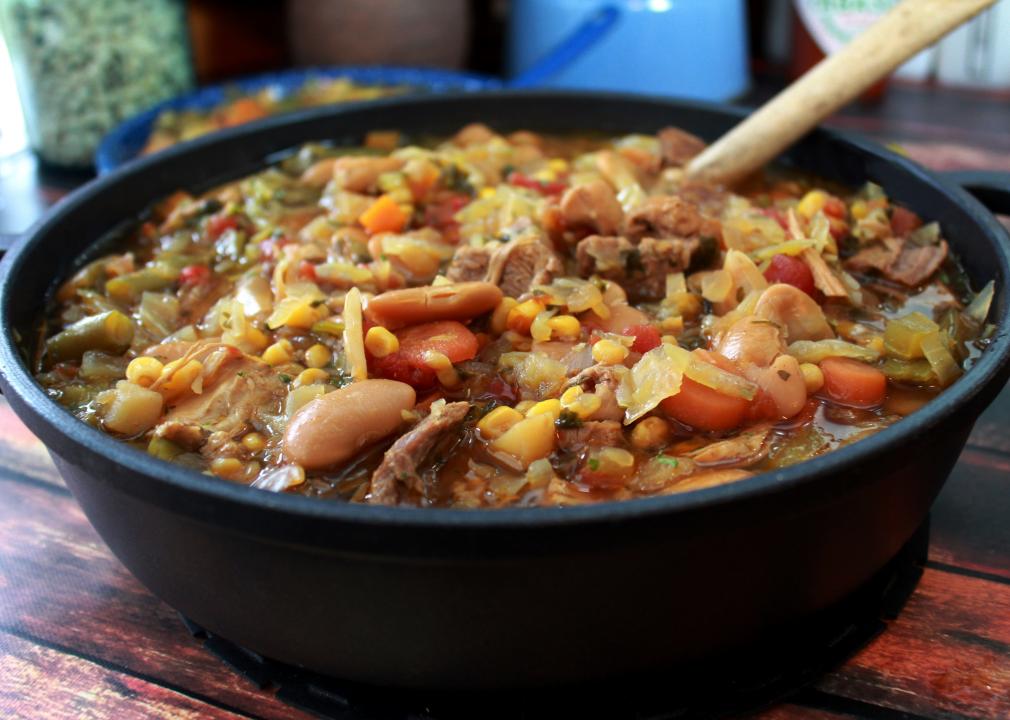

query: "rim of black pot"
left=2, top=90, right=1009, bottom=533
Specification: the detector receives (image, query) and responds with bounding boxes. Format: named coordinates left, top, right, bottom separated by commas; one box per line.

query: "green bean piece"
left=45, top=311, right=135, bottom=363
left=105, top=266, right=179, bottom=303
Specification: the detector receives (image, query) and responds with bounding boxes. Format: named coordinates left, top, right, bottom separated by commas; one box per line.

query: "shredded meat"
left=888, top=240, right=949, bottom=286
left=557, top=420, right=624, bottom=452
left=845, top=237, right=949, bottom=287
left=559, top=180, right=623, bottom=235
left=565, top=365, right=625, bottom=422
left=576, top=235, right=700, bottom=301
left=624, top=195, right=720, bottom=241
left=367, top=401, right=470, bottom=505
left=154, top=357, right=284, bottom=454
left=657, top=126, right=706, bottom=167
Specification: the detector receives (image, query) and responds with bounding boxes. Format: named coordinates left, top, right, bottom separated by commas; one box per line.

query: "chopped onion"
left=342, top=287, right=368, bottom=381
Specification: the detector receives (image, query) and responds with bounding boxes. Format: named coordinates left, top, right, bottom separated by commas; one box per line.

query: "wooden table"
left=1, top=82, right=1009, bottom=719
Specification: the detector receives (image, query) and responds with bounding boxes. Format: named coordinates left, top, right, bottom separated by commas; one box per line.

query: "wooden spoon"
left=686, top=0, right=998, bottom=186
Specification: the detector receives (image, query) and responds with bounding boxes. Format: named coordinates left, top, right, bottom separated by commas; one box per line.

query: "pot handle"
left=940, top=170, right=1010, bottom=216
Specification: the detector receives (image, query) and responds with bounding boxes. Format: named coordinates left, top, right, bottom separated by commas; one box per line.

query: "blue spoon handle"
left=507, top=5, right=621, bottom=89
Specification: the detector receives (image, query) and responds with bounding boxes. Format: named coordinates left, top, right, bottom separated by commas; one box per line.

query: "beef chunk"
left=446, top=238, right=563, bottom=298
left=657, top=126, right=707, bottom=167
left=497, top=240, right=563, bottom=298
left=367, top=401, right=470, bottom=505
left=624, top=195, right=720, bottom=241
left=559, top=179, right=623, bottom=235
left=576, top=235, right=699, bottom=302
left=557, top=420, right=624, bottom=452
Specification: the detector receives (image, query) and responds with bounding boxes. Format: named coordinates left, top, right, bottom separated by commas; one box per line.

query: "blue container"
left=508, top=0, right=749, bottom=101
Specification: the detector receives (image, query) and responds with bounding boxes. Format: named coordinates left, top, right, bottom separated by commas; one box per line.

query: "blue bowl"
left=94, top=65, right=500, bottom=174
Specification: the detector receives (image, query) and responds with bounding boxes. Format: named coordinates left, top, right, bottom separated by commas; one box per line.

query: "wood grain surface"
left=0, top=79, right=1008, bottom=718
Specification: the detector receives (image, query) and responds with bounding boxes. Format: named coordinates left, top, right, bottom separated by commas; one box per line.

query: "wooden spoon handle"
left=686, top=0, right=998, bottom=186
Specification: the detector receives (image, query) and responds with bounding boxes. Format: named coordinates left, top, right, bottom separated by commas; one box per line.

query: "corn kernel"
left=365, top=326, right=399, bottom=358
left=126, top=356, right=164, bottom=388
left=304, top=343, right=332, bottom=369
left=295, top=368, right=329, bottom=388
left=431, top=274, right=453, bottom=286
left=423, top=350, right=460, bottom=387
left=630, top=417, right=670, bottom=449
left=479, top=186, right=497, bottom=199
left=547, top=158, right=569, bottom=173
left=491, top=297, right=518, bottom=335
left=561, top=387, right=602, bottom=419
left=592, top=339, right=629, bottom=365
left=548, top=314, right=581, bottom=340
left=800, top=363, right=825, bottom=394
left=160, top=360, right=204, bottom=398
left=867, top=336, right=886, bottom=355
left=598, top=447, right=635, bottom=469
left=851, top=200, right=869, bottom=220
left=507, top=298, right=544, bottom=335
left=262, top=340, right=293, bottom=366
left=244, top=327, right=270, bottom=352
left=478, top=406, right=524, bottom=439
left=797, top=190, right=828, bottom=219
left=533, top=168, right=556, bottom=183
left=210, top=457, right=244, bottom=480
left=659, top=316, right=685, bottom=335
left=241, top=432, right=267, bottom=453
left=570, top=393, right=602, bottom=419
left=560, top=386, right=583, bottom=405
left=526, top=398, right=562, bottom=421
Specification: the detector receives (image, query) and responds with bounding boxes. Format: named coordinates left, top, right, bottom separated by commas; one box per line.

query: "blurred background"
left=0, top=0, right=1008, bottom=174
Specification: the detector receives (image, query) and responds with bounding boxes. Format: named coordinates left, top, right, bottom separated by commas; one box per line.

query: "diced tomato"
left=206, top=212, right=239, bottom=241
left=508, top=171, right=567, bottom=196
left=179, top=264, right=211, bottom=287
left=822, top=195, right=847, bottom=220
left=890, top=206, right=922, bottom=238
left=372, top=320, right=478, bottom=389
left=423, top=193, right=470, bottom=244
left=297, top=260, right=317, bottom=281
left=763, top=254, right=816, bottom=297
left=623, top=324, right=661, bottom=353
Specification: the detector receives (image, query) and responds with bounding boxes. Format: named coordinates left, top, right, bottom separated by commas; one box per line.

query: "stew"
left=35, top=124, right=995, bottom=507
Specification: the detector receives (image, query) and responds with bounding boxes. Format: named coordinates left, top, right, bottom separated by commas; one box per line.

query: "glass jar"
left=0, top=0, right=193, bottom=167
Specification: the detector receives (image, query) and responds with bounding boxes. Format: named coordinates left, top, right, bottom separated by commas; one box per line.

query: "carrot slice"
left=661, top=378, right=751, bottom=432
left=360, top=194, right=407, bottom=234
left=820, top=357, right=887, bottom=407
left=661, top=349, right=755, bottom=431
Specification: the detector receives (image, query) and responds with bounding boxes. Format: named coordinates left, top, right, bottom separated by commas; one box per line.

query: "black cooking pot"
left=1, top=93, right=1009, bottom=688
